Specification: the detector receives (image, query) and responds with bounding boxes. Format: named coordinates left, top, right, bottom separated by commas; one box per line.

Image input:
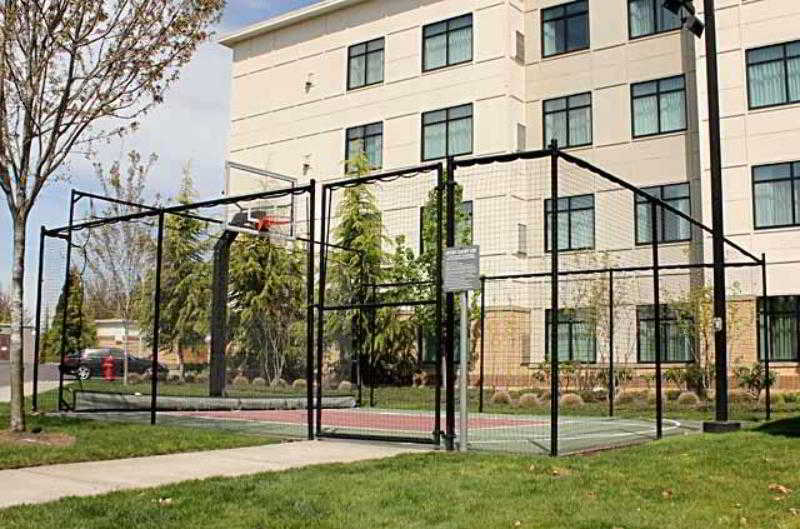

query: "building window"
left=423, top=14, right=473, bottom=71
left=759, top=296, right=800, bottom=362
left=348, top=38, right=384, bottom=90
left=345, top=122, right=383, bottom=172
left=631, top=75, right=686, bottom=137
left=635, top=183, right=691, bottom=244
left=422, top=104, right=473, bottom=161
left=628, top=0, right=681, bottom=39
left=541, top=0, right=589, bottom=58
left=637, top=305, right=693, bottom=363
left=545, top=194, right=594, bottom=252
left=545, top=309, right=596, bottom=363
left=517, top=123, right=527, bottom=152
left=517, top=224, right=528, bottom=255
left=543, top=92, right=592, bottom=148
left=746, top=40, right=800, bottom=109
left=515, top=31, right=526, bottom=62
left=753, top=162, right=800, bottom=229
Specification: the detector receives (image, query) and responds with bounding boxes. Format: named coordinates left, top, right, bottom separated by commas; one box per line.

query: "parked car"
left=60, top=348, right=167, bottom=381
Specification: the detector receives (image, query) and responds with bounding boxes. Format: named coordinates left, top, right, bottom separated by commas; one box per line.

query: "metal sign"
left=443, top=245, right=480, bottom=293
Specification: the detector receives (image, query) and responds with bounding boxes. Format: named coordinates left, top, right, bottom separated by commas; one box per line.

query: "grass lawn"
left=0, top=390, right=277, bottom=470
left=1, top=418, right=799, bottom=528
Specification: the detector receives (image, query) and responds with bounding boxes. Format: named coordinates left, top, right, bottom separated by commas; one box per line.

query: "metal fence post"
left=57, top=191, right=77, bottom=412
left=150, top=211, right=165, bottom=426
left=434, top=163, right=444, bottom=445
left=32, top=227, right=46, bottom=413
left=549, top=141, right=560, bottom=457
left=608, top=269, right=614, bottom=418
left=306, top=182, right=316, bottom=440
left=445, top=156, right=456, bottom=451
left=316, top=186, right=329, bottom=437
left=479, top=277, right=486, bottom=414
left=761, top=253, right=770, bottom=421
left=651, top=201, right=663, bottom=439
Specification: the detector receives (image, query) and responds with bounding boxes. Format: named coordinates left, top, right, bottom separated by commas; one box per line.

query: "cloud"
left=0, top=0, right=323, bottom=309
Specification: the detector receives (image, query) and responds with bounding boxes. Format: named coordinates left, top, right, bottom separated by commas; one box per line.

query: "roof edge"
left=219, top=0, right=370, bottom=48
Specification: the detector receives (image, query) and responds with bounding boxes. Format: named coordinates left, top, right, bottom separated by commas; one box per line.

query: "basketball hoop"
left=255, top=214, right=290, bottom=233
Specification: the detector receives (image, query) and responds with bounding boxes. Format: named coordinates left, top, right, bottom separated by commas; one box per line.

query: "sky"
left=0, top=0, right=322, bottom=309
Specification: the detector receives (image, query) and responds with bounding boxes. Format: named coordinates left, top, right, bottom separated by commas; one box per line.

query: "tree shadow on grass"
left=755, top=416, right=800, bottom=438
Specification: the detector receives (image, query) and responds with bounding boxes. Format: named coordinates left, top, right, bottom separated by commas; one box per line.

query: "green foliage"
left=41, top=269, right=97, bottom=362
left=228, top=236, right=306, bottom=385
left=733, top=362, right=776, bottom=399
left=664, top=367, right=686, bottom=390
left=0, top=283, right=11, bottom=322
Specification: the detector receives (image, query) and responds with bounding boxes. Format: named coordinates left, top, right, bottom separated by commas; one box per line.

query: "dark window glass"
left=636, top=183, right=691, bottom=244
left=345, top=122, right=383, bottom=172
left=542, top=0, right=589, bottom=57
left=545, top=194, right=595, bottom=251
left=628, top=0, right=681, bottom=38
left=753, top=162, right=800, bottom=229
left=543, top=92, right=592, bottom=148
left=637, top=305, right=693, bottom=363
left=419, top=201, right=472, bottom=255
left=759, top=296, right=800, bottom=361
left=746, top=40, right=800, bottom=109
left=422, top=104, right=473, bottom=160
left=423, top=14, right=473, bottom=71
left=632, top=75, right=686, bottom=137
left=348, top=38, right=384, bottom=90
left=545, top=309, right=596, bottom=363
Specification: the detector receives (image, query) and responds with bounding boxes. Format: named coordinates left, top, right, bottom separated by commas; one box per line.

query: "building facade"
left=221, top=0, right=800, bottom=389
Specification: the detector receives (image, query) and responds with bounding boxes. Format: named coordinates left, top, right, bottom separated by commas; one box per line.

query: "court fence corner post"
left=150, top=211, right=166, bottom=426
left=549, top=140, right=559, bottom=457
left=306, top=180, right=316, bottom=440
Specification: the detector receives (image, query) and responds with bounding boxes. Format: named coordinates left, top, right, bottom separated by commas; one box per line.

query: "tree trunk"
left=123, top=321, right=129, bottom=385
left=9, top=214, right=27, bottom=432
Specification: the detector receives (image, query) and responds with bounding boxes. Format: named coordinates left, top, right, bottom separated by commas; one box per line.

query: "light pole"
left=664, top=0, right=739, bottom=431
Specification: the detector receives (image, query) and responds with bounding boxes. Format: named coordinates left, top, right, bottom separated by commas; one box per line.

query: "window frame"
left=545, top=308, right=597, bottom=364
left=636, top=305, right=694, bottom=364
left=542, top=91, right=593, bottom=149
left=422, top=14, right=474, bottom=72
left=634, top=182, right=692, bottom=245
left=758, top=296, right=800, bottom=362
left=746, top=40, right=800, bottom=111
left=544, top=194, right=595, bottom=253
left=344, top=122, right=384, bottom=173
left=347, top=37, right=385, bottom=91
left=630, top=74, right=688, bottom=138
left=751, top=161, right=800, bottom=230
left=541, top=0, right=590, bottom=59
left=421, top=103, right=474, bottom=161
left=627, top=0, right=682, bottom=40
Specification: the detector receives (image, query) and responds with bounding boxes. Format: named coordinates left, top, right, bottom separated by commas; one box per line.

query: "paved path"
left=0, top=381, right=59, bottom=403
left=0, top=440, right=430, bottom=509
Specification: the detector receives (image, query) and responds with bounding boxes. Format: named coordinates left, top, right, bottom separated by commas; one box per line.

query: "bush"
left=647, top=391, right=666, bottom=406
left=728, top=390, right=757, bottom=405
left=666, top=389, right=682, bottom=401
left=559, top=393, right=584, bottom=408
left=252, top=377, right=267, bottom=386
left=195, top=374, right=209, bottom=384
left=517, top=393, right=540, bottom=408
left=676, top=392, right=700, bottom=408
left=337, top=380, right=353, bottom=392
left=759, top=391, right=786, bottom=406
left=783, top=392, right=798, bottom=404
left=292, top=379, right=307, bottom=389
left=167, top=373, right=183, bottom=385
left=490, top=390, right=512, bottom=406
left=271, top=378, right=288, bottom=389
left=579, top=390, right=597, bottom=403
left=232, top=375, right=250, bottom=387
left=733, top=363, right=776, bottom=399
left=615, top=390, right=645, bottom=405
left=593, top=389, right=609, bottom=402
left=126, top=373, right=143, bottom=385
left=184, top=373, right=195, bottom=384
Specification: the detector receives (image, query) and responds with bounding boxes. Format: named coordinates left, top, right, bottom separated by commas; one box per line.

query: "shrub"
left=647, top=391, right=667, bottom=406
left=579, top=390, right=596, bottom=403
left=232, top=375, right=250, bottom=387
left=184, top=373, right=195, bottom=384
left=252, top=377, right=267, bottom=386
left=733, top=363, right=776, bottom=399
left=728, top=390, right=757, bottom=405
left=338, top=380, right=353, bottom=392
left=517, top=393, right=540, bottom=408
left=676, top=392, right=700, bottom=408
left=758, top=391, right=786, bottom=406
left=167, top=373, right=182, bottom=385
left=593, top=389, right=609, bottom=402
left=666, top=389, right=682, bottom=401
left=126, top=373, right=143, bottom=385
left=292, top=379, right=307, bottom=389
left=490, top=390, right=512, bottom=406
left=271, top=378, right=288, bottom=389
left=615, top=390, right=645, bottom=405
left=783, top=392, right=798, bottom=404
left=559, top=393, right=584, bottom=408
left=195, top=374, right=209, bottom=384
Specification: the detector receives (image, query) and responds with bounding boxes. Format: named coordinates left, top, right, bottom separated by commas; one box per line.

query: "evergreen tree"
left=41, top=268, right=97, bottom=363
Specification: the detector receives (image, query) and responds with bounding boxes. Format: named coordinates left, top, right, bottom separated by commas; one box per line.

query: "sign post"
left=443, top=245, right=480, bottom=452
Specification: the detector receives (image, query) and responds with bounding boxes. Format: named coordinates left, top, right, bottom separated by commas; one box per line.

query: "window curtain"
left=366, top=51, right=384, bottom=84
left=755, top=181, right=792, bottom=227
left=655, top=2, right=681, bottom=31
left=637, top=203, right=651, bottom=243
left=639, top=321, right=655, bottom=362
left=566, top=13, right=588, bottom=51
left=545, top=112, right=567, bottom=147
left=425, top=34, right=447, bottom=69
left=569, top=107, right=591, bottom=145
left=633, top=96, right=658, bottom=136
left=365, top=136, right=382, bottom=169
left=659, top=91, right=685, bottom=132
left=772, top=311, right=797, bottom=360
left=788, top=56, right=800, bottom=102
left=448, top=26, right=472, bottom=64
left=424, top=123, right=446, bottom=160
left=558, top=211, right=570, bottom=250
left=629, top=0, right=654, bottom=37
left=663, top=198, right=690, bottom=241
left=573, top=321, right=595, bottom=362
left=571, top=209, right=593, bottom=248
left=448, top=117, right=472, bottom=156
left=349, top=55, right=365, bottom=87
left=557, top=323, right=571, bottom=362
left=749, top=62, right=787, bottom=107
left=543, top=21, right=562, bottom=56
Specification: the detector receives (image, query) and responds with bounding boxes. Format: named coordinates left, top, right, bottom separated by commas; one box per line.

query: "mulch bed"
left=0, top=430, right=76, bottom=447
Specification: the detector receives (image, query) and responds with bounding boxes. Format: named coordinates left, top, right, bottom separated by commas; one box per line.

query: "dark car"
left=61, top=348, right=167, bottom=381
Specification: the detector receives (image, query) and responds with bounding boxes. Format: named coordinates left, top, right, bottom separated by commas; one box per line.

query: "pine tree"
left=41, top=269, right=97, bottom=363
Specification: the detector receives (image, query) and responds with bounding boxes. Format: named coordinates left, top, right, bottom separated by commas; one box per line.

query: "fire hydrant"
left=103, top=355, right=115, bottom=382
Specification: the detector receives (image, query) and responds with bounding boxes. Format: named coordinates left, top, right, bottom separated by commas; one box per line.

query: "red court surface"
left=176, top=409, right=547, bottom=433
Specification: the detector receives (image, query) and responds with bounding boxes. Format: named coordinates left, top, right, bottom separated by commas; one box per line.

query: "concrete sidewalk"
left=0, top=440, right=430, bottom=509
left=0, top=381, right=59, bottom=403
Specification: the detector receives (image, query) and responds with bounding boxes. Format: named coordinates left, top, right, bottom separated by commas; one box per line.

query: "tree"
left=84, top=151, right=158, bottom=383
left=41, top=268, right=96, bottom=363
left=135, top=170, right=210, bottom=381
left=228, top=236, right=306, bottom=385
left=0, top=283, right=10, bottom=322
left=1, top=0, right=223, bottom=431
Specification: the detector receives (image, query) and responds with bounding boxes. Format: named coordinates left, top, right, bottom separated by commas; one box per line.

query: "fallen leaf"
left=529, top=464, right=536, bottom=472
left=739, top=517, right=747, bottom=526
left=662, top=489, right=673, bottom=499
left=789, top=508, right=798, bottom=517
left=769, top=484, right=792, bottom=495
left=513, top=521, right=522, bottom=527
